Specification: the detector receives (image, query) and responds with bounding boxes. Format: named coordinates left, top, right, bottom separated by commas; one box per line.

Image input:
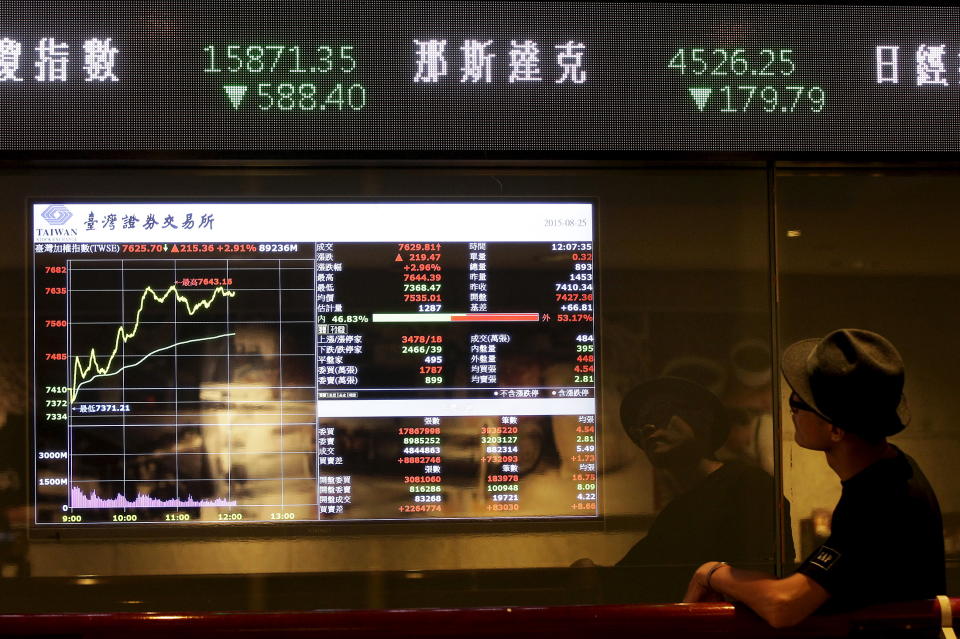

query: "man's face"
left=628, top=399, right=701, bottom=466
left=789, top=392, right=835, bottom=450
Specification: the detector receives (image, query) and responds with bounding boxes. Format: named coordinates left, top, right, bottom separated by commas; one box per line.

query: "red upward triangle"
left=394, top=253, right=403, bottom=262
left=170, top=245, right=180, bottom=253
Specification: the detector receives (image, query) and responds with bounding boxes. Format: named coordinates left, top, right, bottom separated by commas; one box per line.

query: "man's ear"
left=829, top=424, right=846, bottom=442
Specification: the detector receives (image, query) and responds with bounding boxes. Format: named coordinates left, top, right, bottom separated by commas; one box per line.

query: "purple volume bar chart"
left=70, top=487, right=238, bottom=509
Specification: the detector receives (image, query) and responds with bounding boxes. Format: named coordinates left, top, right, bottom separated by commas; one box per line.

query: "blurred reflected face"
left=628, top=400, right=700, bottom=466
left=790, top=392, right=834, bottom=450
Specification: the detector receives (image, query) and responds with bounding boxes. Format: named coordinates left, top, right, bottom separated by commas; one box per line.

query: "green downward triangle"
left=223, top=85, right=248, bottom=110
left=689, top=87, right=713, bottom=112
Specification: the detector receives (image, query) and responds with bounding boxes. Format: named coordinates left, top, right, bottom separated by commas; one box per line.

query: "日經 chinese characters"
left=413, top=39, right=587, bottom=84
left=875, top=44, right=959, bottom=86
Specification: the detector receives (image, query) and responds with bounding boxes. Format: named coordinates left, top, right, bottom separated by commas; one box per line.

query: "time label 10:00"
left=669, top=48, right=795, bottom=76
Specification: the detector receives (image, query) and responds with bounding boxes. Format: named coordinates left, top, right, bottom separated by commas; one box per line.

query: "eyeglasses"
left=634, top=400, right=677, bottom=429
left=788, top=393, right=816, bottom=415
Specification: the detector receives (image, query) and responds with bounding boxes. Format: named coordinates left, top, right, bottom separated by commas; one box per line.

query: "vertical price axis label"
left=35, top=260, right=72, bottom=521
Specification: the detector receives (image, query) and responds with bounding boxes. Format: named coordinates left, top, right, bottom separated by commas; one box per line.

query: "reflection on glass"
left=0, top=339, right=28, bottom=577
left=612, top=377, right=786, bottom=600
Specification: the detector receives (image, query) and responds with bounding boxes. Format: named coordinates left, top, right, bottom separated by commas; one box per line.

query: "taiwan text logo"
left=40, top=204, right=73, bottom=226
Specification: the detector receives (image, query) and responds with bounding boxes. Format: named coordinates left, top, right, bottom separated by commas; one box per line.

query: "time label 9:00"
left=256, top=83, right=366, bottom=111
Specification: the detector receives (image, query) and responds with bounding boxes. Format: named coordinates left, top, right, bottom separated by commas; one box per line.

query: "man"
left=616, top=377, right=788, bottom=600
left=684, top=329, right=945, bottom=628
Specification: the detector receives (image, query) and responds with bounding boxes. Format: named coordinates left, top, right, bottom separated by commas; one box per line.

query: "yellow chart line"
left=70, top=284, right=236, bottom=402
left=71, top=332, right=236, bottom=401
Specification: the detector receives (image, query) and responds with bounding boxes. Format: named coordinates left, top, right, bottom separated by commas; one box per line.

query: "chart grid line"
left=63, top=257, right=317, bottom=516
left=173, top=259, right=178, bottom=506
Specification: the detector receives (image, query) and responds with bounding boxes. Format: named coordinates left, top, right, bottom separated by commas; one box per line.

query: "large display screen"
left=31, top=201, right=598, bottom=525
left=1, top=2, right=957, bottom=153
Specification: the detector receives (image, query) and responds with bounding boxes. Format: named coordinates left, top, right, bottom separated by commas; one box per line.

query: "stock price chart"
left=31, top=202, right=598, bottom=525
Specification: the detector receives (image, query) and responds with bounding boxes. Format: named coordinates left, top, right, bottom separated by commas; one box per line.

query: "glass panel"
left=777, top=168, right=957, bottom=594
left=0, top=166, right=774, bottom=611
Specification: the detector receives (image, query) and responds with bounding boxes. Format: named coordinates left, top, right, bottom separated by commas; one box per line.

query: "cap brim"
left=780, top=338, right=822, bottom=413
left=884, top=412, right=907, bottom=436
left=839, top=405, right=907, bottom=438
left=887, top=398, right=909, bottom=437
left=620, top=377, right=726, bottom=449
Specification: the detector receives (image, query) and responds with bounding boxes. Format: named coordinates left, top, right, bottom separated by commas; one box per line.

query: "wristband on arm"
left=705, top=561, right=729, bottom=590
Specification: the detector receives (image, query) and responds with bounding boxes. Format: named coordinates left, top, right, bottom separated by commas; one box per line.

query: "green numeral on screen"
left=668, top=48, right=685, bottom=74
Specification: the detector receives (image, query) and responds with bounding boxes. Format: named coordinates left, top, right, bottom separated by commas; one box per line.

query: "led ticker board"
left=2, top=2, right=960, bottom=153
left=31, top=202, right=598, bottom=524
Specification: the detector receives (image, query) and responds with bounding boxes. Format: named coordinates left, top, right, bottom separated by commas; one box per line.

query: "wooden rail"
left=0, top=599, right=954, bottom=638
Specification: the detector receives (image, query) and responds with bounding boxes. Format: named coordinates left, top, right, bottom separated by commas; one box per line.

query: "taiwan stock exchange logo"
left=40, top=204, right=73, bottom=226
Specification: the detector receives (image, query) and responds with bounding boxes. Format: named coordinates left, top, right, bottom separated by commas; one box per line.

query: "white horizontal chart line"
left=69, top=265, right=314, bottom=270
left=73, top=452, right=316, bottom=456
left=68, top=260, right=314, bottom=265
left=73, top=353, right=316, bottom=357
left=75, top=400, right=311, bottom=405
left=69, top=422, right=317, bottom=428
left=72, top=413, right=316, bottom=418
left=74, top=400, right=313, bottom=404
left=60, top=505, right=321, bottom=511
left=71, top=320, right=314, bottom=325
left=70, top=288, right=314, bottom=292
left=66, top=386, right=314, bottom=390
left=70, top=478, right=318, bottom=483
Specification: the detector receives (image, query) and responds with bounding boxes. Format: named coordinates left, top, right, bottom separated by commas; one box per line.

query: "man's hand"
left=683, top=561, right=830, bottom=628
left=683, top=561, right=727, bottom=603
